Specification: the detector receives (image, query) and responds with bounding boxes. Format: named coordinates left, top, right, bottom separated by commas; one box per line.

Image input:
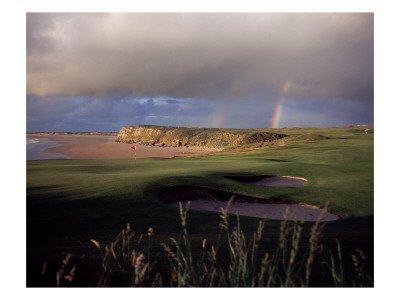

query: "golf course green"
left=26, top=126, right=373, bottom=287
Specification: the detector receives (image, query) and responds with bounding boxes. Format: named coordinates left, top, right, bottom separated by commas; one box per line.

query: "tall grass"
left=49, top=199, right=373, bottom=287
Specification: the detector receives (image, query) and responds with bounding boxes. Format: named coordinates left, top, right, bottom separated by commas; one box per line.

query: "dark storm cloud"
left=27, top=94, right=367, bottom=132
left=27, top=13, right=373, bottom=102
left=26, top=95, right=217, bottom=132
left=279, top=97, right=374, bottom=127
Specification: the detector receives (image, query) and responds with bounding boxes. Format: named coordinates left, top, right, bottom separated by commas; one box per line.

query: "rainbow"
left=270, top=80, right=291, bottom=128
left=212, top=101, right=225, bottom=128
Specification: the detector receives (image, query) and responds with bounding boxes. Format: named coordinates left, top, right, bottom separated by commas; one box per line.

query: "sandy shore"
left=27, top=134, right=222, bottom=159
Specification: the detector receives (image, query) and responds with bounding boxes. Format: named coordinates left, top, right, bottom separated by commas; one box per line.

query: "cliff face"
left=116, top=125, right=287, bottom=148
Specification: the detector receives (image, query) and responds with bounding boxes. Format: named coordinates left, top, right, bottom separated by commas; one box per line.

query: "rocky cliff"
left=115, top=125, right=286, bottom=148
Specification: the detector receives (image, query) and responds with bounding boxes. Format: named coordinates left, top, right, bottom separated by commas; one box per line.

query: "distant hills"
left=115, top=125, right=287, bottom=148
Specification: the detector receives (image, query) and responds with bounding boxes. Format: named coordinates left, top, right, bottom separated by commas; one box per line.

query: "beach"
left=27, top=134, right=222, bottom=159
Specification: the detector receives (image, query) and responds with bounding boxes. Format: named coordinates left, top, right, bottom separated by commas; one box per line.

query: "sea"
left=26, top=137, right=68, bottom=160
left=26, top=136, right=114, bottom=160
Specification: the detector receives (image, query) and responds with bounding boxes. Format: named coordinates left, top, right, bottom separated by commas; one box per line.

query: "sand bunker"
left=158, top=185, right=339, bottom=222
left=226, top=175, right=307, bottom=187
left=254, top=176, right=307, bottom=187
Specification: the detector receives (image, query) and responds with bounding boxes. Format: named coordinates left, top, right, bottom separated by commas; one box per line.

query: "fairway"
left=26, top=127, right=373, bottom=286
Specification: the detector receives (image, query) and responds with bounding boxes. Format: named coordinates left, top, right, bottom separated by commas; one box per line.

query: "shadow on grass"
left=27, top=214, right=373, bottom=287
left=224, top=175, right=275, bottom=183
left=264, top=159, right=289, bottom=162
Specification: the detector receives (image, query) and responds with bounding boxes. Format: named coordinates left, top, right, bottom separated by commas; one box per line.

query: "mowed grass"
left=26, top=126, right=373, bottom=286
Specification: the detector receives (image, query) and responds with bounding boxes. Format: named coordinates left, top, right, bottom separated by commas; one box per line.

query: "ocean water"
left=26, top=138, right=68, bottom=160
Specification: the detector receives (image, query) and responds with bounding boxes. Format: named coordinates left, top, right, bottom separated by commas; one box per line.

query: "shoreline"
left=27, top=134, right=223, bottom=159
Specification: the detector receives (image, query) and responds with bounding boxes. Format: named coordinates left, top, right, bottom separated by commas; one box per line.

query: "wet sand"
left=27, top=134, right=222, bottom=159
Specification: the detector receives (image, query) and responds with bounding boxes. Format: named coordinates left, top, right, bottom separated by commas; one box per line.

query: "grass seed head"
left=148, top=227, right=154, bottom=236
left=90, top=239, right=101, bottom=249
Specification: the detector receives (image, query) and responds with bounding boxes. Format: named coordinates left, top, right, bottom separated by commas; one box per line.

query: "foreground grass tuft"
left=47, top=199, right=373, bottom=287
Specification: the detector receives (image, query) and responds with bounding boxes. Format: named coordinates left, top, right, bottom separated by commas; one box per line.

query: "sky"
left=26, top=13, right=374, bottom=132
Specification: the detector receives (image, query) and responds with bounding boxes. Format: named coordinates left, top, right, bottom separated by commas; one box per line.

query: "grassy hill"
left=115, top=125, right=287, bottom=147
